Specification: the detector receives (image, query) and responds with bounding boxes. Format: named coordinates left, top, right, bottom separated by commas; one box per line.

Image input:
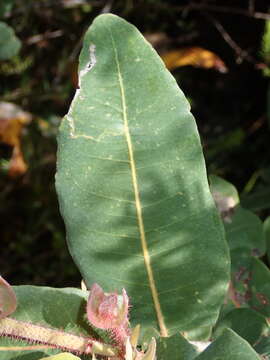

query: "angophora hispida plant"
left=1, top=13, right=269, bottom=360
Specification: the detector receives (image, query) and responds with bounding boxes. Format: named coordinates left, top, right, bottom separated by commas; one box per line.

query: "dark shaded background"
left=1, top=0, right=270, bottom=287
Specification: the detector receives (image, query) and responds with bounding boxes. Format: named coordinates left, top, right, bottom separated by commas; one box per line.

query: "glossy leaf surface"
left=56, top=14, right=229, bottom=335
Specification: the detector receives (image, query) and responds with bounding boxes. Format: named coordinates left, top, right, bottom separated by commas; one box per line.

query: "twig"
left=248, top=0, right=255, bottom=14
left=100, top=0, right=114, bottom=14
left=206, top=13, right=256, bottom=64
left=184, top=2, right=270, bottom=21
left=26, top=30, right=64, bottom=45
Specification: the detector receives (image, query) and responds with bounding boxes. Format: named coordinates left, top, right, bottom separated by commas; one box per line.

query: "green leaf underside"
left=56, top=14, right=229, bottom=335
left=196, top=329, right=261, bottom=360
left=0, top=286, right=89, bottom=360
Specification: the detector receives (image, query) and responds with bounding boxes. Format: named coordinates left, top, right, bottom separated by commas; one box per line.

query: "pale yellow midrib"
left=109, top=29, right=168, bottom=337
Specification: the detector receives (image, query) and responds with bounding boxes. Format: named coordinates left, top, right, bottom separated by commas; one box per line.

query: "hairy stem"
left=0, top=317, right=118, bottom=357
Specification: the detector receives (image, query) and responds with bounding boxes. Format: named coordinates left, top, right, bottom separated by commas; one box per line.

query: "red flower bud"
left=87, top=283, right=129, bottom=330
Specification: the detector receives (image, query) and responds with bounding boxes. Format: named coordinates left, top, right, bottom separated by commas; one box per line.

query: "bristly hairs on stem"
left=0, top=317, right=118, bottom=357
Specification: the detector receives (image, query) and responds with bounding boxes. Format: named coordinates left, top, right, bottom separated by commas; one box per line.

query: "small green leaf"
left=196, top=329, right=261, bottom=360
left=227, top=207, right=266, bottom=290
left=225, top=208, right=265, bottom=256
left=139, top=327, right=160, bottom=352
left=156, top=333, right=197, bottom=360
left=213, top=308, right=269, bottom=346
left=0, top=21, right=21, bottom=60
left=209, top=175, right=239, bottom=206
left=185, top=325, right=212, bottom=341
left=248, top=258, right=270, bottom=317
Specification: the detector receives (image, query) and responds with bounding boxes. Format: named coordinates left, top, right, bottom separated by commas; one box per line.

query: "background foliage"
left=1, top=0, right=270, bottom=287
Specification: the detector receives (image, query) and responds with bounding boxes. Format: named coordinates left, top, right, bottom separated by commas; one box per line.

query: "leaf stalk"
left=0, top=317, right=118, bottom=357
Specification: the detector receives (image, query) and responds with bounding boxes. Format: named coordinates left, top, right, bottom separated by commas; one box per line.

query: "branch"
left=26, top=30, right=64, bottom=45
left=185, top=2, right=270, bottom=21
left=205, top=14, right=256, bottom=64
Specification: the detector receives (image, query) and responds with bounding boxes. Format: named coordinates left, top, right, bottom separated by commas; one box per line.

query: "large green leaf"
left=0, top=286, right=89, bottom=360
left=56, top=14, right=230, bottom=336
left=196, top=329, right=261, bottom=360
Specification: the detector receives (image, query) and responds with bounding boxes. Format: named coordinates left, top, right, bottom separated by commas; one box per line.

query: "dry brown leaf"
left=162, top=47, right=227, bottom=72
left=0, top=102, right=32, bottom=177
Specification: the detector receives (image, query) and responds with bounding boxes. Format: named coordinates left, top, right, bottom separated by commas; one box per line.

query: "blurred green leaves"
left=0, top=21, right=21, bottom=60
left=0, top=0, right=14, bottom=18
left=261, top=20, right=270, bottom=77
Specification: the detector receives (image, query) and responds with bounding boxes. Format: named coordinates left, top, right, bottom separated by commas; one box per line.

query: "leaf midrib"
left=107, top=23, right=168, bottom=337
